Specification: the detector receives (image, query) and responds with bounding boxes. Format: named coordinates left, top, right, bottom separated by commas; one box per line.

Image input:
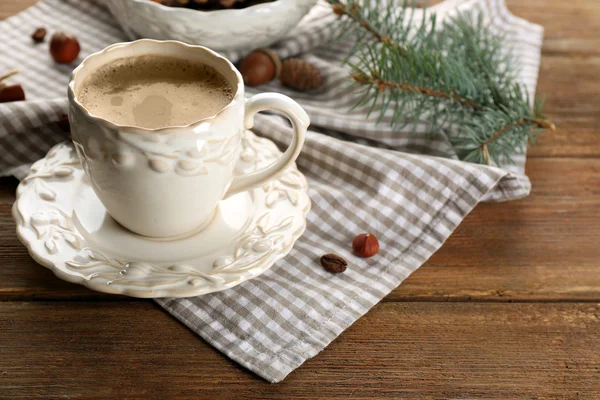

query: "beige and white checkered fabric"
left=0, top=0, right=542, bottom=382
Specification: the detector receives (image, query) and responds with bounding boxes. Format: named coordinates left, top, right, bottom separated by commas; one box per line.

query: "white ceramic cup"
left=68, top=40, right=309, bottom=238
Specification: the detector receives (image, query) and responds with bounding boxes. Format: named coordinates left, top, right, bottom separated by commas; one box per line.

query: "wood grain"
left=393, top=157, right=600, bottom=302
left=0, top=0, right=36, bottom=20
left=1, top=0, right=600, bottom=399
left=531, top=57, right=600, bottom=158
left=508, top=0, right=600, bottom=158
left=510, top=0, right=600, bottom=56
left=0, top=301, right=598, bottom=399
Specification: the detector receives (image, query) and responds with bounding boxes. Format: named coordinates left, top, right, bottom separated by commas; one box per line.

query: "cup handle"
left=224, top=93, right=309, bottom=198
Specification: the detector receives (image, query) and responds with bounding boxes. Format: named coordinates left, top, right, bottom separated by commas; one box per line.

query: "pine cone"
left=280, top=59, right=322, bottom=92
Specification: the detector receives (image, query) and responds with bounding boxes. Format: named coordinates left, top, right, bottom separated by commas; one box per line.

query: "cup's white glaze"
left=68, top=40, right=309, bottom=238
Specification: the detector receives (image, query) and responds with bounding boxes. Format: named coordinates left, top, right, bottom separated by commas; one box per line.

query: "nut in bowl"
left=104, top=0, right=318, bottom=52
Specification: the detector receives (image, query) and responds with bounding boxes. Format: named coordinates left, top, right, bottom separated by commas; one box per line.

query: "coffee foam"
left=79, top=55, right=234, bottom=129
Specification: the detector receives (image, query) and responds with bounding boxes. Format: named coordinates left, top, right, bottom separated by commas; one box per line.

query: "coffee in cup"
left=78, top=55, right=234, bottom=129
left=68, top=40, right=309, bottom=238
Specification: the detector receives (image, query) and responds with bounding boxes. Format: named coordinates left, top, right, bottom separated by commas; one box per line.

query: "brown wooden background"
left=1, top=0, right=599, bottom=398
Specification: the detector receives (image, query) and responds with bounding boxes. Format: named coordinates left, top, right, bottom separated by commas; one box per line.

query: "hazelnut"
left=352, top=233, right=379, bottom=258
left=31, top=27, right=47, bottom=43
left=50, top=32, right=80, bottom=64
left=239, top=48, right=281, bottom=87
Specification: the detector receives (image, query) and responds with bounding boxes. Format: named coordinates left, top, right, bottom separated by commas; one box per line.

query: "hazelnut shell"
left=50, top=32, right=80, bottom=64
left=352, top=233, right=379, bottom=258
left=239, top=48, right=281, bottom=87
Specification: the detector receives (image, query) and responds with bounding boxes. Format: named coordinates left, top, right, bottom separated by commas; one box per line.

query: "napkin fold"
left=0, top=0, right=543, bottom=382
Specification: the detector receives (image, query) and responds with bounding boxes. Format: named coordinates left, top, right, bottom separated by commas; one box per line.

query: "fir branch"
left=481, top=118, right=556, bottom=164
left=326, top=0, right=555, bottom=166
left=484, top=118, right=555, bottom=147
left=352, top=72, right=480, bottom=109
left=331, top=1, right=403, bottom=55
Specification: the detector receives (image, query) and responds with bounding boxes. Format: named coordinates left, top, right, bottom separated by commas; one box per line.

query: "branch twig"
left=329, top=0, right=555, bottom=165
left=481, top=118, right=556, bottom=164
left=331, top=1, right=406, bottom=56
left=353, top=72, right=480, bottom=109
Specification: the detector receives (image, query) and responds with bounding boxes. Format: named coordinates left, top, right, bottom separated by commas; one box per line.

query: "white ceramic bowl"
left=105, top=0, right=318, bottom=52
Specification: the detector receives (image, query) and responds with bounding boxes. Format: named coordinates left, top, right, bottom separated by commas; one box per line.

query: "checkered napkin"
left=0, top=0, right=543, bottom=382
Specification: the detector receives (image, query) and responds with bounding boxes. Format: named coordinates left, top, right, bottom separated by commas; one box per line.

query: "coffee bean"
left=320, top=253, right=348, bottom=274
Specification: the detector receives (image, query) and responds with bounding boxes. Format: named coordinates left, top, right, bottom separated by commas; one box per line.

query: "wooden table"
left=1, top=1, right=599, bottom=398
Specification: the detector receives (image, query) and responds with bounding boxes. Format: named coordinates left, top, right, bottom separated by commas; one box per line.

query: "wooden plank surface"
left=0, top=0, right=36, bottom=19
left=1, top=0, right=600, bottom=398
left=0, top=301, right=599, bottom=399
left=503, top=0, right=600, bottom=158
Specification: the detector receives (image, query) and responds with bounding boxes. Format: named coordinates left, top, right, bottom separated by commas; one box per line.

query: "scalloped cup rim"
left=68, top=39, right=244, bottom=134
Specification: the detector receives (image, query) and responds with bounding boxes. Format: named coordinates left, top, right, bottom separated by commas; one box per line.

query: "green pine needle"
left=327, top=0, right=555, bottom=165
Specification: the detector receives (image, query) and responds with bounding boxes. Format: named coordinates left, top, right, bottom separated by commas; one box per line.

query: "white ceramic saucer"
left=12, top=131, right=310, bottom=298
